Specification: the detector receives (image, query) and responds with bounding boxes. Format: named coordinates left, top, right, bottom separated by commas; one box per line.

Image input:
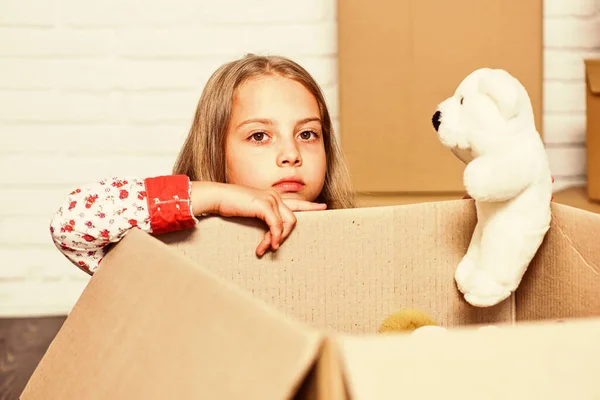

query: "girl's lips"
left=273, top=180, right=305, bottom=192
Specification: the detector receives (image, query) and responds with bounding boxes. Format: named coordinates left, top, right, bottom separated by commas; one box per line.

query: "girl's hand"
left=191, top=182, right=326, bottom=256
left=281, top=198, right=328, bottom=212
left=255, top=198, right=327, bottom=255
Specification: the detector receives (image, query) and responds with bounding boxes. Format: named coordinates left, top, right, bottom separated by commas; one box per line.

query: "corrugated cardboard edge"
left=585, top=59, right=600, bottom=94
left=20, top=228, right=325, bottom=400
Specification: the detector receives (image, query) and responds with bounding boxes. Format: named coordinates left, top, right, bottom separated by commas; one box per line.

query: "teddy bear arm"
left=464, top=155, right=533, bottom=202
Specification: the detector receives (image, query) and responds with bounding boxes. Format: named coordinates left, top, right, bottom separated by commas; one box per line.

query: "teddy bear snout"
left=432, top=110, right=441, bottom=131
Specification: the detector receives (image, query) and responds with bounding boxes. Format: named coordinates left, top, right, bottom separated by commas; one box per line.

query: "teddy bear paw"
left=463, top=159, right=494, bottom=201
left=455, top=257, right=477, bottom=294
left=459, top=268, right=512, bottom=307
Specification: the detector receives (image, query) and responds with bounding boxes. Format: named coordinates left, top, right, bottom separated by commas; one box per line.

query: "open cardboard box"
left=21, top=200, right=600, bottom=399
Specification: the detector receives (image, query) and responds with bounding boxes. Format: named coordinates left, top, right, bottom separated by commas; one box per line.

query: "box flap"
left=585, top=59, right=600, bottom=95
left=159, top=200, right=514, bottom=334
left=517, top=203, right=600, bottom=321
left=21, top=228, right=323, bottom=400
left=337, top=318, right=600, bottom=399
left=294, top=337, right=349, bottom=400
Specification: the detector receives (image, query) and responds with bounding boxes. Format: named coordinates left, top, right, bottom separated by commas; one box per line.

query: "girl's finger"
left=257, top=200, right=283, bottom=251
left=256, top=231, right=272, bottom=256
left=282, top=199, right=328, bottom=212
left=277, top=201, right=297, bottom=243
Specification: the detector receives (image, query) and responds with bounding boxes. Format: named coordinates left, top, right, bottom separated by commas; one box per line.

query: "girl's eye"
left=460, top=96, right=464, bottom=105
left=250, top=132, right=267, bottom=142
left=299, top=130, right=317, bottom=140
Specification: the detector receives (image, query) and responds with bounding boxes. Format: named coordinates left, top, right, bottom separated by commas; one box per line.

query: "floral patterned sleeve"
left=50, top=175, right=198, bottom=275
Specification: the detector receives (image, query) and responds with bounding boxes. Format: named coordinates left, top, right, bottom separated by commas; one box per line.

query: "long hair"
left=172, top=54, right=356, bottom=209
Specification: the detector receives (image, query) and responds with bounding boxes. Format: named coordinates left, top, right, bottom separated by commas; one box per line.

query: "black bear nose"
left=432, top=110, right=441, bottom=132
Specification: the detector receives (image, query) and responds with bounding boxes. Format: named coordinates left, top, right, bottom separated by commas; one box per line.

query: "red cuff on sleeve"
left=144, top=175, right=196, bottom=235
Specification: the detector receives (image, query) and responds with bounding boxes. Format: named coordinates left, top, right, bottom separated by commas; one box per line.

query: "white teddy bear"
left=431, top=68, right=553, bottom=307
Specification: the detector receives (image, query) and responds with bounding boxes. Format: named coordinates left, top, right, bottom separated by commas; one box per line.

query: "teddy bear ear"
left=477, top=69, right=521, bottom=120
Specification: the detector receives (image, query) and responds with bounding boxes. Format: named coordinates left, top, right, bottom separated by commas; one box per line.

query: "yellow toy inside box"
left=21, top=199, right=600, bottom=400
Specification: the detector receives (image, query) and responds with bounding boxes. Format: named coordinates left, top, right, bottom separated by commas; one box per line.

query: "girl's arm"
left=50, top=175, right=198, bottom=275
left=51, top=174, right=326, bottom=276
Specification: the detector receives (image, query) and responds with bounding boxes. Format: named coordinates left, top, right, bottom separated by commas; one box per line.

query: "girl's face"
left=225, top=74, right=327, bottom=203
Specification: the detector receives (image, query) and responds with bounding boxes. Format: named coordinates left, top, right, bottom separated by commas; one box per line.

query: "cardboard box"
left=585, top=59, right=600, bottom=202
left=338, top=0, right=543, bottom=196
left=21, top=200, right=600, bottom=399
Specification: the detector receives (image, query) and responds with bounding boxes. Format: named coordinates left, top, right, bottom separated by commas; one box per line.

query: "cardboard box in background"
left=20, top=200, right=600, bottom=399
left=585, top=59, right=600, bottom=202
left=338, top=0, right=543, bottom=201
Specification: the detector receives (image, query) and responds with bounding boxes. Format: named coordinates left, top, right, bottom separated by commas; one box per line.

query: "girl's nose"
left=277, top=141, right=303, bottom=167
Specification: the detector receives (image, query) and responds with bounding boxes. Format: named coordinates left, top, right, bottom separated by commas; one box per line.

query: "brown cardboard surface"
left=160, top=200, right=514, bottom=333
left=517, top=203, right=600, bottom=321
left=21, top=200, right=600, bottom=399
left=357, top=192, right=464, bottom=208
left=162, top=200, right=600, bottom=329
left=338, top=318, right=600, bottom=399
left=585, top=59, right=600, bottom=201
left=20, top=228, right=323, bottom=400
left=338, top=0, right=543, bottom=194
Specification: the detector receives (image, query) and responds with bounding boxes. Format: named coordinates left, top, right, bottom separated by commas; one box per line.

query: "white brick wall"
left=0, top=0, right=595, bottom=316
left=544, top=0, right=600, bottom=190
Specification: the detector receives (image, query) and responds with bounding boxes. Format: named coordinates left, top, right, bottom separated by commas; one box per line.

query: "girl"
left=50, top=54, right=357, bottom=275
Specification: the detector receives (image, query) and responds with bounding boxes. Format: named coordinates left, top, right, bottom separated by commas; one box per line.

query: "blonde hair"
left=172, top=54, right=356, bottom=209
